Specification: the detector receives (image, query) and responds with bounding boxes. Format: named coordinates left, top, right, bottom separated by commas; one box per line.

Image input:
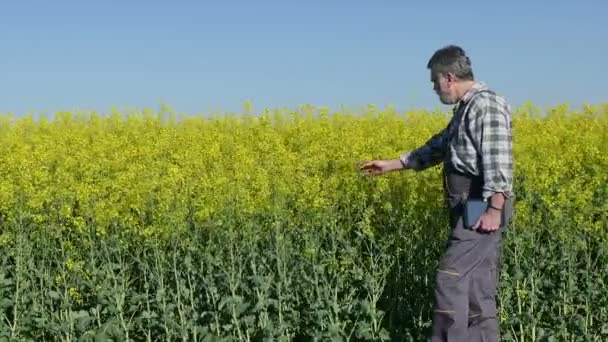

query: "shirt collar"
left=459, top=81, right=488, bottom=106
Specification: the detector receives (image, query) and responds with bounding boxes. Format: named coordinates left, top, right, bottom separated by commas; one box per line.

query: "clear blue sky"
left=1, top=0, right=607, bottom=116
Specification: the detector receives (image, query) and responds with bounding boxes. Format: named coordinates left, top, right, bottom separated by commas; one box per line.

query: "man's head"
left=427, top=45, right=475, bottom=105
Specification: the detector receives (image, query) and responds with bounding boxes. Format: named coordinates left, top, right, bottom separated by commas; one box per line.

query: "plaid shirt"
left=401, top=82, right=514, bottom=200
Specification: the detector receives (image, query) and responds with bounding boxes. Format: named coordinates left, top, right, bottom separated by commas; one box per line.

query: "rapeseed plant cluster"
left=0, top=102, right=606, bottom=340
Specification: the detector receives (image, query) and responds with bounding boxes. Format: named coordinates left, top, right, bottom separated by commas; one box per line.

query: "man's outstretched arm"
left=400, top=127, right=449, bottom=171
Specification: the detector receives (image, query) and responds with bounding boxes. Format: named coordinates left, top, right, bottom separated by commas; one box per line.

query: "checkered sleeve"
left=469, top=94, right=514, bottom=200
left=400, top=127, right=448, bottom=171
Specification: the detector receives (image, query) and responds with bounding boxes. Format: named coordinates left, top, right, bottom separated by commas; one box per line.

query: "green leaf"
left=48, top=290, right=61, bottom=300
left=95, top=332, right=109, bottom=342
left=601, top=323, right=608, bottom=335
left=0, top=298, right=12, bottom=309
left=379, top=328, right=391, bottom=341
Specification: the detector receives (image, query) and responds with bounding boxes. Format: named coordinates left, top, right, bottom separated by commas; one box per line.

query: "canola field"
left=0, top=102, right=607, bottom=341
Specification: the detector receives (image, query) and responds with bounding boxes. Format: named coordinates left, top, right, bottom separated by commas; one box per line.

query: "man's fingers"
left=363, top=164, right=381, bottom=171
left=358, top=161, right=387, bottom=176
left=472, top=218, right=481, bottom=230
left=359, top=164, right=379, bottom=176
left=474, top=216, right=501, bottom=233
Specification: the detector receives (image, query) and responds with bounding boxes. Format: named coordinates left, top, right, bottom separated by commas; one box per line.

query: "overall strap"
left=462, top=89, right=496, bottom=156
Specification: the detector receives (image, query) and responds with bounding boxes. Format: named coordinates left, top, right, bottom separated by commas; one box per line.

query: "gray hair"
left=427, top=45, right=474, bottom=81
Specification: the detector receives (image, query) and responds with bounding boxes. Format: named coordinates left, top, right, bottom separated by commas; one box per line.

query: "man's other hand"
left=472, top=209, right=502, bottom=232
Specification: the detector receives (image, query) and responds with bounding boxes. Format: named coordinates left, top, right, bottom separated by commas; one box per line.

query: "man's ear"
left=445, top=72, right=455, bottom=83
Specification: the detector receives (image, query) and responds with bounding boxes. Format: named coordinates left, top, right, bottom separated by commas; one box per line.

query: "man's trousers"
left=430, top=168, right=514, bottom=342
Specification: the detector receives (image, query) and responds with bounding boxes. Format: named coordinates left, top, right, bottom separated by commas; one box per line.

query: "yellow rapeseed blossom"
left=0, top=102, right=605, bottom=240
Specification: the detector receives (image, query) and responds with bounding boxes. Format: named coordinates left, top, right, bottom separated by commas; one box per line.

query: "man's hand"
left=358, top=159, right=402, bottom=176
left=358, top=153, right=418, bottom=176
left=472, top=208, right=502, bottom=232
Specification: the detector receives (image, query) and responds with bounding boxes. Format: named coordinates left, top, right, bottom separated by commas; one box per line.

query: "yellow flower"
left=0, top=101, right=604, bottom=239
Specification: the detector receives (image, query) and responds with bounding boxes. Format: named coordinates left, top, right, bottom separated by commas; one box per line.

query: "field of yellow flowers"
left=0, top=102, right=607, bottom=340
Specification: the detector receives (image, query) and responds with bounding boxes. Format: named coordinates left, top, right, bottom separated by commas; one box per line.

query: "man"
left=359, top=45, right=514, bottom=341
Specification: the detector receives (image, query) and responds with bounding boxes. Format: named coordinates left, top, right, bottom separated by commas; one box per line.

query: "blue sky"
left=1, top=0, right=606, bottom=116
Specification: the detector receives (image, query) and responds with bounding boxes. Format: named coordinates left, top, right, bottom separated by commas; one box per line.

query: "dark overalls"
left=430, top=165, right=514, bottom=341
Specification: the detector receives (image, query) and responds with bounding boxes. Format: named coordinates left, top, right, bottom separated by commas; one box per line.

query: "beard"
left=438, top=92, right=456, bottom=105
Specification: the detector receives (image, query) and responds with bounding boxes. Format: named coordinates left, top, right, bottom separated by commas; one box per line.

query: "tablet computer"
left=463, top=199, right=505, bottom=229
